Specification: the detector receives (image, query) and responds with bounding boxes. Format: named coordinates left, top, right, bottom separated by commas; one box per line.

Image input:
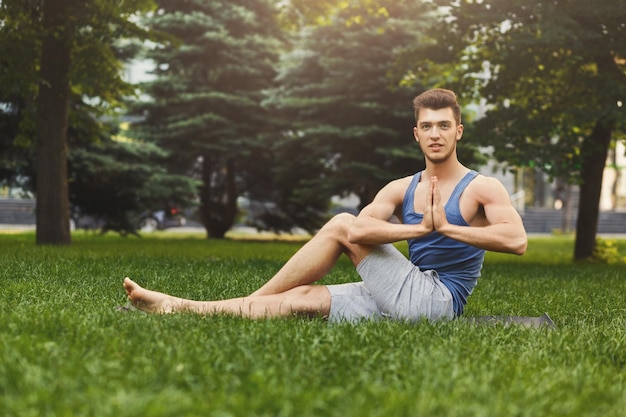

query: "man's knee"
left=284, top=285, right=331, bottom=315
left=322, top=212, right=356, bottom=236
left=321, top=213, right=375, bottom=264
left=286, top=285, right=317, bottom=298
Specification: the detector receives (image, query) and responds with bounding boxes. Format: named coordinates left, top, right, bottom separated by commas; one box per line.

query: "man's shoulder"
left=466, top=173, right=509, bottom=201
left=389, top=175, right=416, bottom=191
left=375, top=175, right=416, bottom=203
left=470, top=173, right=504, bottom=188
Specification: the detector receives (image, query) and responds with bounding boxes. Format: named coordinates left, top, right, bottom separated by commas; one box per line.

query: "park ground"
left=0, top=231, right=624, bottom=417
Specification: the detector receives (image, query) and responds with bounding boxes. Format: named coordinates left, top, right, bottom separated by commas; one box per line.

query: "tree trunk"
left=573, top=120, right=613, bottom=260
left=35, top=0, right=76, bottom=245
left=199, top=155, right=238, bottom=238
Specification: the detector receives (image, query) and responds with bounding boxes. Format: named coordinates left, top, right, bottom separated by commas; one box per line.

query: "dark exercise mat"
left=467, top=312, right=556, bottom=329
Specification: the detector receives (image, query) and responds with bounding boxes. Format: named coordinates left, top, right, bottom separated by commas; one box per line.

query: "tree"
left=420, top=0, right=626, bottom=260
left=0, top=0, right=42, bottom=197
left=277, top=0, right=339, bottom=29
left=0, top=0, right=170, bottom=244
left=34, top=0, right=81, bottom=244
left=69, top=132, right=198, bottom=235
left=267, top=0, right=484, bottom=224
left=132, top=0, right=284, bottom=238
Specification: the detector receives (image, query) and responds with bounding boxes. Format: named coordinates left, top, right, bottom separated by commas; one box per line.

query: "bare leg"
left=124, top=277, right=331, bottom=318
left=122, top=213, right=372, bottom=318
left=251, top=213, right=374, bottom=296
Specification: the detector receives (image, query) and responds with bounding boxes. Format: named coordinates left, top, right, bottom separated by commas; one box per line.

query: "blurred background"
left=0, top=0, right=624, bottom=258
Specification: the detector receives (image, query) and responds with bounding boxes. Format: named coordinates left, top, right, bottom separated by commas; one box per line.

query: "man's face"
left=413, top=107, right=463, bottom=163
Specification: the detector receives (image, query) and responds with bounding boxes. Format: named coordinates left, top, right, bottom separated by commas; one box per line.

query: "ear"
left=456, top=123, right=464, bottom=141
left=413, top=126, right=419, bottom=143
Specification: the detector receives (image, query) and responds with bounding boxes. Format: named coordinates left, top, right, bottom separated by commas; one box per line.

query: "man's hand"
left=421, top=177, right=435, bottom=232
left=431, top=176, right=449, bottom=231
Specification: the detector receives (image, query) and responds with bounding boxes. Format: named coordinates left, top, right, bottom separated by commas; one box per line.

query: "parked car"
left=137, top=207, right=187, bottom=233
left=69, top=207, right=105, bottom=231
left=70, top=206, right=187, bottom=233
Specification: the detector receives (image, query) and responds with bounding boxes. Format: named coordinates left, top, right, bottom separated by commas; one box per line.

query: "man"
left=123, top=88, right=527, bottom=322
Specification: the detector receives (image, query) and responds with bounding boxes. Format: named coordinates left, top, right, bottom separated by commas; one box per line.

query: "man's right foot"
left=123, top=277, right=178, bottom=313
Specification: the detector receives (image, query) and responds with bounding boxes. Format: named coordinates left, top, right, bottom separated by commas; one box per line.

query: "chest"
left=411, top=180, right=484, bottom=225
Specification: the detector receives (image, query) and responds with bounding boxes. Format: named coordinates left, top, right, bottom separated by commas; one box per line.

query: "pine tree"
left=270, top=1, right=432, bottom=211
left=132, top=0, right=283, bottom=238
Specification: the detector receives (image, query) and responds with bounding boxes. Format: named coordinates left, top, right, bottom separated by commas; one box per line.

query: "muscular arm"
left=432, top=176, right=527, bottom=255
left=347, top=178, right=433, bottom=245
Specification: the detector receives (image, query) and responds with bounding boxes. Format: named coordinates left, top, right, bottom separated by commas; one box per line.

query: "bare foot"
left=123, top=277, right=179, bottom=313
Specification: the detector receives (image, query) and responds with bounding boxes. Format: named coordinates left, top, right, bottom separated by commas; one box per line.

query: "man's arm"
left=432, top=176, right=528, bottom=255
left=347, top=178, right=433, bottom=245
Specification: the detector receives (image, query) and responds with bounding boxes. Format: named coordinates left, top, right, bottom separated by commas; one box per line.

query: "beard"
left=424, top=143, right=456, bottom=164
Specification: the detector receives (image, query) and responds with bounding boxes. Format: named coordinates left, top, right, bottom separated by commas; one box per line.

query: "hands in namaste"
left=422, top=176, right=448, bottom=233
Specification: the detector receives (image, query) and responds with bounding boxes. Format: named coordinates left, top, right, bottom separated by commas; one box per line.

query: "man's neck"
left=423, top=160, right=468, bottom=182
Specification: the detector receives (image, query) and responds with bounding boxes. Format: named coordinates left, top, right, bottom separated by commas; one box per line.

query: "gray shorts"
left=326, top=244, right=454, bottom=323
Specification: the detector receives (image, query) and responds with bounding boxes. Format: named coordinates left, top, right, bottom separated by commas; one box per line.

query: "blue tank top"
left=402, top=170, right=485, bottom=316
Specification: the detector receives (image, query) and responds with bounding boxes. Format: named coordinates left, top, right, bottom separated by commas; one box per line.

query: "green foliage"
left=69, top=0, right=158, bottom=110
left=0, top=0, right=203, bottom=239
left=0, top=233, right=624, bottom=416
left=269, top=0, right=436, bottom=217
left=277, top=0, right=338, bottom=29
left=131, top=0, right=284, bottom=237
left=423, top=0, right=626, bottom=181
left=0, top=0, right=159, bottom=151
left=0, top=1, right=41, bottom=184
left=591, top=238, right=626, bottom=265
left=69, top=135, right=199, bottom=235
left=413, top=0, right=626, bottom=259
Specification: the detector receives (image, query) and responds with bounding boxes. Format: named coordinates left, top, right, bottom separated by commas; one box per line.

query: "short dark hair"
left=413, top=88, right=461, bottom=125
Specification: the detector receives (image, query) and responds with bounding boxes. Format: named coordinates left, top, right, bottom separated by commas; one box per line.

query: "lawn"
left=0, top=232, right=624, bottom=417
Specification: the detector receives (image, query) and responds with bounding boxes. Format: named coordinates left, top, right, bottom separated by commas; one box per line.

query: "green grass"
left=0, top=232, right=624, bottom=417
